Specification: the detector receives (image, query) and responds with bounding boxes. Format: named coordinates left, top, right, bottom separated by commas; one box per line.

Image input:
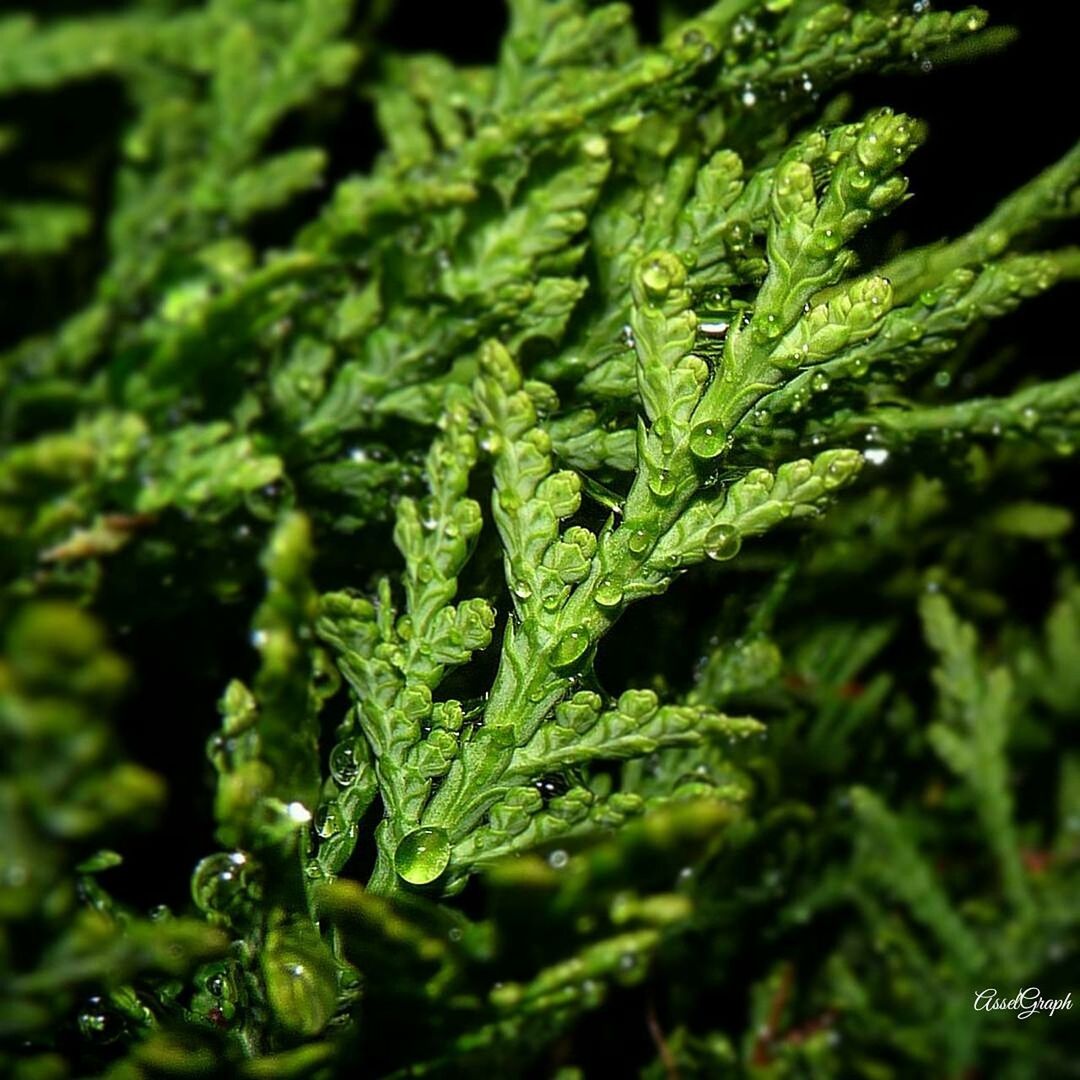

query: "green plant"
left=2, top=1, right=1078, bottom=1077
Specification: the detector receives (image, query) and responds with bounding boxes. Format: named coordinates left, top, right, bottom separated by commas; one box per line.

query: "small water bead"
left=618, top=324, right=636, bottom=350
left=78, top=997, right=123, bottom=1043
left=811, top=371, right=830, bottom=393
left=627, top=527, right=652, bottom=555
left=314, top=801, right=347, bottom=839
left=548, top=849, right=570, bottom=870
left=594, top=576, right=624, bottom=609
left=551, top=626, right=591, bottom=672
left=329, top=742, right=359, bottom=786
left=740, top=84, right=757, bottom=107
left=641, top=258, right=674, bottom=297
left=704, top=524, right=741, bottom=561
left=648, top=469, right=677, bottom=500
left=864, top=447, right=890, bottom=466
left=698, top=319, right=730, bottom=338
left=689, top=422, right=726, bottom=459
left=652, top=416, right=676, bottom=455
left=192, top=852, right=258, bottom=917
left=394, top=826, right=451, bottom=886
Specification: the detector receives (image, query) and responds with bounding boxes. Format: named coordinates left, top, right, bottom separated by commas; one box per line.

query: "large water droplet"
left=329, top=742, right=359, bottom=786
left=394, top=827, right=452, bottom=886
left=648, top=469, right=676, bottom=500
left=192, top=852, right=259, bottom=917
left=551, top=626, right=591, bottom=672
left=689, top=422, right=726, bottom=459
left=627, top=527, right=652, bottom=555
left=315, top=801, right=346, bottom=839
left=594, top=576, right=624, bottom=609
left=704, top=524, right=741, bottom=561
left=78, top=996, right=123, bottom=1043
left=548, top=849, right=570, bottom=869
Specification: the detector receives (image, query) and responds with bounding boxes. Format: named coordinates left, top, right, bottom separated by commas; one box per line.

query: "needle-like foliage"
left=2, top=1, right=1078, bottom=1077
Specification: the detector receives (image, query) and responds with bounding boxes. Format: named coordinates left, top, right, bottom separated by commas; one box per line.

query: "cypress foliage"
left=1, top=2, right=1077, bottom=1076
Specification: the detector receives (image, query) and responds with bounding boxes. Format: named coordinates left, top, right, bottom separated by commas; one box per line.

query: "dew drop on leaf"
left=329, top=742, right=359, bottom=785
left=688, top=422, right=726, bottom=459
left=648, top=469, right=676, bottom=500
left=191, top=851, right=258, bottom=917
left=594, top=576, right=624, bottom=609
left=704, top=524, right=741, bottom=561
left=394, top=826, right=452, bottom=885
left=551, top=627, right=591, bottom=671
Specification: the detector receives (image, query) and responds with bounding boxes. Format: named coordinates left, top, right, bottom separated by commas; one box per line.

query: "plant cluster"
left=1, top=1, right=1078, bottom=1077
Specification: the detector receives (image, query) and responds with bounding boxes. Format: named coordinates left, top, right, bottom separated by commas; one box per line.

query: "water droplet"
left=594, top=576, right=624, bottom=609
left=618, top=324, right=636, bottom=350
left=192, top=852, right=258, bottom=917
left=511, top=577, right=533, bottom=600
left=699, top=319, right=730, bottom=338
left=394, top=827, right=451, bottom=886
left=811, top=371, right=830, bottom=392
left=642, top=258, right=673, bottom=297
left=548, top=849, right=570, bottom=869
left=741, top=84, right=757, bottom=107
left=78, top=996, right=122, bottom=1043
left=1020, top=407, right=1039, bottom=431
left=704, top=524, right=741, bottom=561
left=250, top=629, right=268, bottom=649
left=627, top=528, right=652, bottom=555
left=329, top=742, right=359, bottom=785
left=689, top=422, right=726, bottom=459
left=648, top=470, right=676, bottom=500
left=864, top=447, right=889, bottom=466
left=315, top=802, right=346, bottom=839
left=551, top=627, right=591, bottom=672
